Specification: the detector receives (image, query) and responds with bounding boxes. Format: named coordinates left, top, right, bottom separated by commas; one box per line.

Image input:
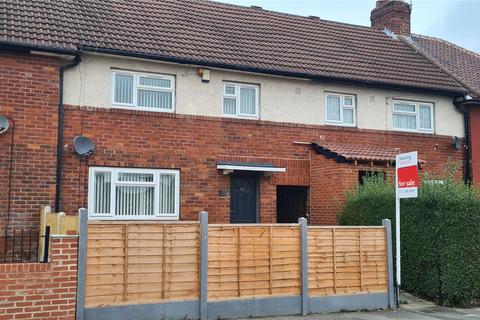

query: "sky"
left=217, top=0, right=480, bottom=53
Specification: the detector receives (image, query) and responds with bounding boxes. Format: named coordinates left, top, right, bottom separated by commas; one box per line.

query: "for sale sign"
left=396, top=151, right=418, bottom=198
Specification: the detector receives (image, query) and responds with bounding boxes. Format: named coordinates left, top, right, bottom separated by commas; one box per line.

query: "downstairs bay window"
left=88, top=167, right=180, bottom=220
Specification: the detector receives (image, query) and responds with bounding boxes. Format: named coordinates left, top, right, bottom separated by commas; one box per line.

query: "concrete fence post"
left=299, top=217, right=309, bottom=315
left=76, top=208, right=88, bottom=320
left=199, top=211, right=209, bottom=320
left=383, top=219, right=395, bottom=309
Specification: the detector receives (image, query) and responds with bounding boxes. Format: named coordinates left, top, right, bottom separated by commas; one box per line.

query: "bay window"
left=88, top=167, right=180, bottom=220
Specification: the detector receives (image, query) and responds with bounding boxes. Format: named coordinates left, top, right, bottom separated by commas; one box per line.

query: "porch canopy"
left=216, top=161, right=286, bottom=176
left=310, top=142, right=425, bottom=166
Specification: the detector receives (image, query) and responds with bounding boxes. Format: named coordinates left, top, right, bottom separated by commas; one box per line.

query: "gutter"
left=78, top=45, right=466, bottom=97
left=55, top=54, right=82, bottom=212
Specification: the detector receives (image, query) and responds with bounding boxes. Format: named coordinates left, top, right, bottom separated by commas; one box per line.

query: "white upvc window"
left=88, top=167, right=180, bottom=220
left=392, top=100, right=434, bottom=133
left=325, top=93, right=356, bottom=126
left=223, top=82, right=259, bottom=118
left=111, top=70, right=175, bottom=112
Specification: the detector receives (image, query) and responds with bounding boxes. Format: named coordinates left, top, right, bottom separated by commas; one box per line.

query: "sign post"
left=395, top=151, right=418, bottom=308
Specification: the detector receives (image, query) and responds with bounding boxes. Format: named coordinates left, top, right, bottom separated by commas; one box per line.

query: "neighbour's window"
left=325, top=93, right=356, bottom=126
left=359, top=170, right=385, bottom=185
left=223, top=82, right=259, bottom=118
left=392, top=100, right=433, bottom=133
left=111, top=70, right=175, bottom=112
left=88, top=167, right=180, bottom=220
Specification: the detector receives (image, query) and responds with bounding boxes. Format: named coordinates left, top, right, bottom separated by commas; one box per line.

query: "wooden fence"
left=84, top=220, right=388, bottom=308
left=38, top=206, right=79, bottom=261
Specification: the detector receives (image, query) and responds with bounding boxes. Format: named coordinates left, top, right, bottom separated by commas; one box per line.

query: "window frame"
left=222, top=82, right=260, bottom=119
left=88, top=167, right=180, bottom=220
left=324, top=93, right=356, bottom=127
left=392, top=100, right=434, bottom=133
left=111, top=70, right=176, bottom=112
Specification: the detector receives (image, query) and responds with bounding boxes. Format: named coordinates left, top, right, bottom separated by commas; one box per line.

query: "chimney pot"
left=371, top=0, right=411, bottom=35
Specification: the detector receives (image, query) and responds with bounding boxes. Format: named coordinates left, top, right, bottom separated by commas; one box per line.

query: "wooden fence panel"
left=85, top=222, right=200, bottom=308
left=84, top=221, right=387, bottom=308
left=207, top=225, right=301, bottom=300
left=308, top=227, right=387, bottom=297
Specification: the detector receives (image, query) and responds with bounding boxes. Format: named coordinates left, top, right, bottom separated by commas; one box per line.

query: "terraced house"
left=0, top=0, right=479, bottom=230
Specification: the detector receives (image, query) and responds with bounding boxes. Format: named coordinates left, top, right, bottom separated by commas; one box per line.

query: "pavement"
left=241, top=293, right=480, bottom=320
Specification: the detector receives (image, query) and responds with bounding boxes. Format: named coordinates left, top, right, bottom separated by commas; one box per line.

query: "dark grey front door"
left=230, top=174, right=258, bottom=223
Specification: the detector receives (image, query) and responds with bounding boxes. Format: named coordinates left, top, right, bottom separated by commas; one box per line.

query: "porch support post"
left=299, top=217, right=309, bottom=315
left=76, top=208, right=88, bottom=320
left=383, top=219, right=395, bottom=309
left=200, top=211, right=209, bottom=320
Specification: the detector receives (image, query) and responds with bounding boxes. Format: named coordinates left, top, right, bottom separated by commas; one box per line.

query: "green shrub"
left=338, top=175, right=480, bottom=307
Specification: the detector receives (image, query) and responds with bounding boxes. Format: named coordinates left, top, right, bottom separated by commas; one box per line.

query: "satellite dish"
left=73, top=136, right=95, bottom=156
left=0, top=116, right=9, bottom=134
left=452, top=136, right=463, bottom=150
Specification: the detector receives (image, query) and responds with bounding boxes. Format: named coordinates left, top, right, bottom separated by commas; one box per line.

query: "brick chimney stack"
left=371, top=0, right=411, bottom=35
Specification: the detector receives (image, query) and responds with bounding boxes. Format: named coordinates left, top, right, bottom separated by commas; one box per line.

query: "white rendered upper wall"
left=63, top=53, right=464, bottom=137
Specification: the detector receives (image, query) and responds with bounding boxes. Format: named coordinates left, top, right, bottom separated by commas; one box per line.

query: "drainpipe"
left=453, top=95, right=478, bottom=184
left=55, top=54, right=82, bottom=212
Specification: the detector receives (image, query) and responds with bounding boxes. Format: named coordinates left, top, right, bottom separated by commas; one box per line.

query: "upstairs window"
left=325, top=93, right=356, bottom=126
left=111, top=70, right=175, bottom=112
left=88, top=167, right=180, bottom=220
left=223, top=82, right=259, bottom=118
left=393, top=100, right=433, bottom=133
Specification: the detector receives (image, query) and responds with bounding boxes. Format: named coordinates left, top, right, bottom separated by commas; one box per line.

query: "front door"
left=230, top=174, right=258, bottom=223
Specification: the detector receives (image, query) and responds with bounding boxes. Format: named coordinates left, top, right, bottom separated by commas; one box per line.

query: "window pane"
left=344, top=97, right=353, bottom=106
left=326, top=96, right=341, bottom=121
left=118, top=172, right=154, bottom=182
left=223, top=98, right=236, bottom=115
left=419, top=105, right=432, bottom=129
left=159, top=174, right=176, bottom=214
left=116, top=186, right=154, bottom=216
left=239, top=87, right=256, bottom=115
left=138, top=90, right=172, bottom=109
left=394, top=114, right=416, bottom=129
left=343, top=108, right=354, bottom=124
left=394, top=102, right=416, bottom=112
left=114, top=74, right=134, bottom=104
left=225, top=85, right=236, bottom=95
left=94, top=172, right=111, bottom=214
left=139, top=76, right=171, bottom=88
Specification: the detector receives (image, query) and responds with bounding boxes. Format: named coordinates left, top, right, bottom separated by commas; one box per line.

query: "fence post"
left=76, top=208, right=88, bottom=320
left=383, top=219, right=395, bottom=309
left=199, top=211, right=208, bottom=320
left=299, top=217, right=309, bottom=315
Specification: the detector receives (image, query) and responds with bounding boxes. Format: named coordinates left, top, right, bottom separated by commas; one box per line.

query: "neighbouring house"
left=0, top=0, right=478, bottom=230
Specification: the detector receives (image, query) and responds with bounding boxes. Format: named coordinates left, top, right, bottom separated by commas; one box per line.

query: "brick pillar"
left=259, top=176, right=277, bottom=223
left=0, top=236, right=78, bottom=320
left=469, top=105, right=480, bottom=185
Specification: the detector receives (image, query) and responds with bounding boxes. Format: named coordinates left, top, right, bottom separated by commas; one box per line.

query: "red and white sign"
left=396, top=151, right=418, bottom=198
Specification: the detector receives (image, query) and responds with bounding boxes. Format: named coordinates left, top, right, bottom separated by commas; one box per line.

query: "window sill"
left=392, top=128, right=434, bottom=134
left=110, top=105, right=175, bottom=113
left=223, top=114, right=260, bottom=120
left=88, top=215, right=180, bottom=221
left=325, top=121, right=357, bottom=128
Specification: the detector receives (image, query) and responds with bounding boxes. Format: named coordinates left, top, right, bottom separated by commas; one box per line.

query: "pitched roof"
left=0, top=0, right=465, bottom=94
left=407, top=35, right=480, bottom=97
left=311, top=142, right=401, bottom=163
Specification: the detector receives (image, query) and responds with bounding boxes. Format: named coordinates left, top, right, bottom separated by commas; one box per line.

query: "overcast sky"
left=217, top=0, right=480, bottom=53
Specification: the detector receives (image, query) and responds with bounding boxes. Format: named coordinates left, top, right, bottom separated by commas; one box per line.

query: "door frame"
left=230, top=173, right=260, bottom=223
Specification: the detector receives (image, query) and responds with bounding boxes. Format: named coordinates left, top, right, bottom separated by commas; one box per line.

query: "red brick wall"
left=469, top=105, right=480, bottom=185
left=0, top=51, right=60, bottom=230
left=0, top=236, right=78, bottom=320
left=60, top=106, right=463, bottom=224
